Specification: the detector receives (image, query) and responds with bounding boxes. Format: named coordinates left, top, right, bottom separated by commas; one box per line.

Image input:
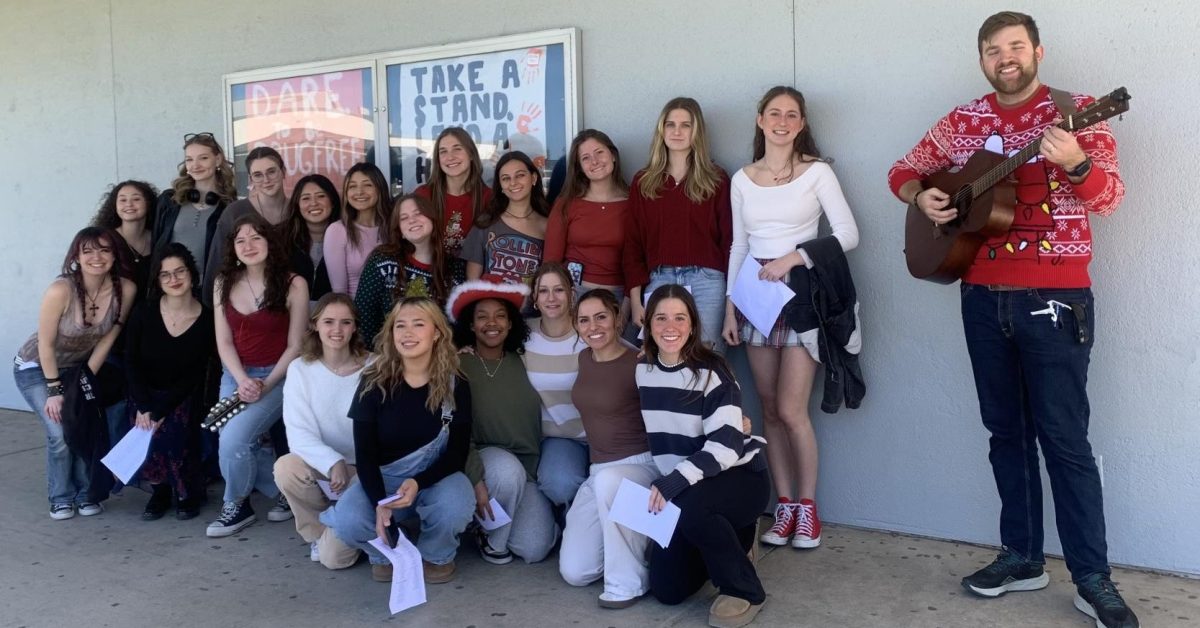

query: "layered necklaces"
left=245, top=277, right=265, bottom=308
left=768, top=159, right=796, bottom=184
left=476, top=353, right=506, bottom=378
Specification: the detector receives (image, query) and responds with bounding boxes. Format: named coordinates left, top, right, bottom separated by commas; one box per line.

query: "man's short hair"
left=978, top=11, right=1040, bottom=55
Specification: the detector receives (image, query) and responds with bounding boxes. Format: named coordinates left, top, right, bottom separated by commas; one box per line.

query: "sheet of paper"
left=368, top=536, right=426, bottom=614
left=729, top=258, right=796, bottom=338
left=608, top=478, right=681, bottom=549
left=473, top=498, right=512, bottom=531
left=100, top=425, right=157, bottom=485
left=316, top=480, right=342, bottom=501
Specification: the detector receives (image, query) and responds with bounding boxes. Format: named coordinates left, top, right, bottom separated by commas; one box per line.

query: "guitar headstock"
left=1063, top=87, right=1131, bottom=132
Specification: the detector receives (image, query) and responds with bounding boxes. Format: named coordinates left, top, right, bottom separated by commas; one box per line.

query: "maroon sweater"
left=622, top=169, right=733, bottom=292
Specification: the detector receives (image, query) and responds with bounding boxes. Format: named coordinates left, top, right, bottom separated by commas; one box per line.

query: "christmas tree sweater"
left=888, top=85, right=1124, bottom=288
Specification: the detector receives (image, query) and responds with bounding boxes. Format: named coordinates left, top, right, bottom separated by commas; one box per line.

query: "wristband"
left=46, top=382, right=64, bottom=397
left=1065, top=158, right=1092, bottom=178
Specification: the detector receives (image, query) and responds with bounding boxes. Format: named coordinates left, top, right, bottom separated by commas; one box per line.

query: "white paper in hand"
left=316, top=480, right=342, bottom=501
left=101, top=425, right=158, bottom=484
left=473, top=498, right=512, bottom=531
left=729, top=258, right=796, bottom=337
left=608, top=478, right=681, bottom=548
left=368, top=536, right=426, bottom=614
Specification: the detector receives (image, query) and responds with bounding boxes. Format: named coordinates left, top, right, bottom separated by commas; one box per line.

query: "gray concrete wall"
left=1, top=0, right=1196, bottom=575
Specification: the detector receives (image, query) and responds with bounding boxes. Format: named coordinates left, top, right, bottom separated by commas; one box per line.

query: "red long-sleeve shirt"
left=622, top=170, right=733, bottom=292
left=888, top=85, right=1124, bottom=288
left=543, top=197, right=629, bottom=286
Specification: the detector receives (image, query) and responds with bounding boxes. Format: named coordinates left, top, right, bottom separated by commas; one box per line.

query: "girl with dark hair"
left=124, top=242, right=214, bottom=520
left=724, top=86, right=858, bottom=552
left=522, top=263, right=588, bottom=508
left=544, top=129, right=631, bottom=302
left=274, top=293, right=369, bottom=568
left=559, top=288, right=658, bottom=608
left=638, top=285, right=769, bottom=627
left=414, top=127, right=492, bottom=283
left=624, top=97, right=733, bottom=352
left=151, top=132, right=238, bottom=296
left=208, top=214, right=309, bottom=537
left=320, top=297, right=475, bottom=584
left=282, top=174, right=341, bottom=304
left=92, top=180, right=158, bottom=295
left=13, top=227, right=137, bottom=520
left=204, top=146, right=290, bottom=301
left=355, top=194, right=451, bottom=346
left=460, top=151, right=549, bottom=286
left=446, top=278, right=557, bottom=565
left=325, top=162, right=392, bottom=297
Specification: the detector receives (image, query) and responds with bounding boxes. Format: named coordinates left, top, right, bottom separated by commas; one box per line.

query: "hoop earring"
left=236, top=259, right=243, bottom=267
left=69, top=260, right=79, bottom=272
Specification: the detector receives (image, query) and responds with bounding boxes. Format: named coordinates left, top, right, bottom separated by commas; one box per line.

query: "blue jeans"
left=646, top=266, right=727, bottom=353
left=218, top=365, right=284, bottom=502
left=961, top=284, right=1108, bottom=582
left=320, top=427, right=475, bottom=565
left=13, top=364, right=89, bottom=506
left=537, top=437, right=589, bottom=506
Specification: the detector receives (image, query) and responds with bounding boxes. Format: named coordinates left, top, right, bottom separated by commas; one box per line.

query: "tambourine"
left=201, top=393, right=247, bottom=432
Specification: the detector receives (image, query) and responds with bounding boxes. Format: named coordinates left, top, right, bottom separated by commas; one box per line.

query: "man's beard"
left=987, top=60, right=1039, bottom=96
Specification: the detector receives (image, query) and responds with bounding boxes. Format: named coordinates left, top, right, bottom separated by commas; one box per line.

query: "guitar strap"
left=1048, top=87, right=1078, bottom=118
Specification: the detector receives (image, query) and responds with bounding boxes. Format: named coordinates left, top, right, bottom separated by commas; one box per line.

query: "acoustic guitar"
left=904, top=87, right=1131, bottom=283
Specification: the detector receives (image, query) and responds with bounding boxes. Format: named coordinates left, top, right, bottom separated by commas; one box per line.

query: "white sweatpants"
left=559, top=452, right=660, bottom=598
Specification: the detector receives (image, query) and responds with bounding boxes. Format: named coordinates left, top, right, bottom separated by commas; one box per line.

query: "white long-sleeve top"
left=281, top=357, right=364, bottom=475
left=726, top=162, right=859, bottom=294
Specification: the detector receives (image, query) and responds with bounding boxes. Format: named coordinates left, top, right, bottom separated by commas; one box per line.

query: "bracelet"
left=912, top=189, right=923, bottom=205
left=46, top=382, right=64, bottom=396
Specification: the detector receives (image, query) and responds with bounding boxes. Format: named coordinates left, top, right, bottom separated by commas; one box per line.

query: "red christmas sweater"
left=888, top=85, right=1124, bottom=288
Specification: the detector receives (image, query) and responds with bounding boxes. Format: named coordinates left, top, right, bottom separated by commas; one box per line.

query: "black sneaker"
left=206, top=499, right=256, bottom=538
left=1074, top=573, right=1140, bottom=627
left=142, top=485, right=171, bottom=521
left=961, top=550, right=1050, bottom=597
left=472, top=524, right=513, bottom=565
left=267, top=494, right=294, bottom=522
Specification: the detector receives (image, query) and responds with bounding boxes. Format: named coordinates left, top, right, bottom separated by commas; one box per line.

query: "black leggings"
left=649, top=465, right=770, bottom=605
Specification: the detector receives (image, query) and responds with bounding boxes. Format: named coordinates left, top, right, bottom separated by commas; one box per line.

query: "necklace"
left=767, top=159, right=795, bottom=184
left=83, top=280, right=107, bottom=321
left=505, top=207, right=534, bottom=219
left=321, top=356, right=361, bottom=376
left=476, top=353, right=506, bottom=378
left=657, top=355, right=685, bottom=369
left=245, top=277, right=265, bottom=308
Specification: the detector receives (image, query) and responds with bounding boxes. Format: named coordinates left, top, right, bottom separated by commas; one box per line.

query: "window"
left=223, top=29, right=579, bottom=198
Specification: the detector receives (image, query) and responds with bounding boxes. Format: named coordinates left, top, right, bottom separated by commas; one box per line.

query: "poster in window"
left=229, top=68, right=375, bottom=195
left=386, top=44, right=567, bottom=192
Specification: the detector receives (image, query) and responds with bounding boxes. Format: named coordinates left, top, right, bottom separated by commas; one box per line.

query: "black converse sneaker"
left=472, top=524, right=513, bottom=565
left=961, top=550, right=1050, bottom=597
left=267, top=494, right=294, bottom=522
left=1074, top=573, right=1140, bottom=628
left=206, top=499, right=256, bottom=538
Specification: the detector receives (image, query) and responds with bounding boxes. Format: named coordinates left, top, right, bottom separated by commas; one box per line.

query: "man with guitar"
left=888, top=11, right=1137, bottom=628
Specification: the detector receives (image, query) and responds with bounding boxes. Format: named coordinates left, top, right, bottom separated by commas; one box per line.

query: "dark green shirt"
left=461, top=351, right=542, bottom=484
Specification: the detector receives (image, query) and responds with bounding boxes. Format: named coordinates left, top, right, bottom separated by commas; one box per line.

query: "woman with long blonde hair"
left=151, top=132, right=238, bottom=299
left=274, top=293, right=369, bottom=567
left=319, top=297, right=475, bottom=585
left=623, top=97, right=732, bottom=351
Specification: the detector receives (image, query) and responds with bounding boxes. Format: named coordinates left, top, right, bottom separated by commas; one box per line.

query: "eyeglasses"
left=157, top=268, right=190, bottom=282
left=184, top=132, right=215, bottom=142
left=250, top=167, right=282, bottom=182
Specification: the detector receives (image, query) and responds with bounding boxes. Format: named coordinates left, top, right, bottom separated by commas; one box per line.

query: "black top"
left=124, top=301, right=216, bottom=420
left=349, top=376, right=473, bottom=506
left=291, top=244, right=332, bottom=302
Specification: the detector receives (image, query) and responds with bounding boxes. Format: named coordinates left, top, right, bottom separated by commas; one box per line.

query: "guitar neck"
left=970, top=128, right=1055, bottom=196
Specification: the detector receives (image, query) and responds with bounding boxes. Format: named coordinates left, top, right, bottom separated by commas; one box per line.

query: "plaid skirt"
left=735, top=260, right=819, bottom=349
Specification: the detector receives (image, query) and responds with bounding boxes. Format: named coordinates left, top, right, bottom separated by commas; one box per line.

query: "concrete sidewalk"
left=1, top=409, right=1196, bottom=627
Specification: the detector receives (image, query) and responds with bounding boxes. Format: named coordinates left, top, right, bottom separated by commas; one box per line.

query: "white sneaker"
left=310, top=541, right=320, bottom=562
left=50, top=504, right=75, bottom=520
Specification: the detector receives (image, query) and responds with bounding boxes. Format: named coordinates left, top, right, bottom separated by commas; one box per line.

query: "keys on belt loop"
left=1030, top=300, right=1069, bottom=327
